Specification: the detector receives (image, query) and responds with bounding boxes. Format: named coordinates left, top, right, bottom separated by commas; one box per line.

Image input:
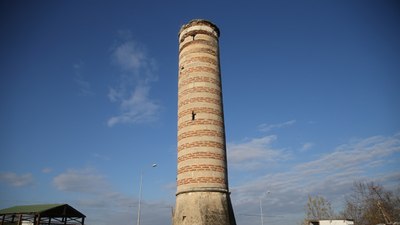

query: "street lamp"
left=259, top=191, right=270, bottom=225
left=137, top=163, right=157, bottom=225
left=259, top=198, right=264, bottom=225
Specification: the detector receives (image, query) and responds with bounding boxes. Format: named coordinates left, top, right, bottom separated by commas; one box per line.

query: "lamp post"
left=259, top=198, right=264, bottom=225
left=260, top=191, right=270, bottom=225
left=137, top=163, right=157, bottom=225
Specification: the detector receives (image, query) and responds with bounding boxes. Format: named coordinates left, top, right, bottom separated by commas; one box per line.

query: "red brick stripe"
left=177, top=141, right=224, bottom=152
left=179, top=66, right=218, bottom=78
left=177, top=151, right=225, bottom=163
left=179, top=39, right=217, bottom=53
left=179, top=86, right=221, bottom=99
left=178, top=107, right=222, bottom=119
left=178, top=76, right=220, bottom=89
left=178, top=129, right=224, bottom=141
left=177, top=177, right=225, bottom=186
left=179, top=56, right=217, bottom=67
left=178, top=96, right=221, bottom=108
left=178, top=118, right=223, bottom=130
left=179, top=47, right=217, bottom=58
left=177, top=164, right=225, bottom=174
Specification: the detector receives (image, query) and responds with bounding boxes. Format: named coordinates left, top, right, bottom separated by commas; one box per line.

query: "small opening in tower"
left=192, top=111, right=196, bottom=120
left=182, top=216, right=186, bottom=221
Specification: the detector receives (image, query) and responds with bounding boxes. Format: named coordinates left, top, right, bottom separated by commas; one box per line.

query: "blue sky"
left=0, top=1, right=399, bottom=225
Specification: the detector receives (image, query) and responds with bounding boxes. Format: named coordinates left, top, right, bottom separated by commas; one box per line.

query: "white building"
left=309, top=220, right=354, bottom=225
left=21, top=221, right=33, bottom=225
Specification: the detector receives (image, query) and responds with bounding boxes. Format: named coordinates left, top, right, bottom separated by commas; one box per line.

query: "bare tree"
left=304, top=195, right=335, bottom=222
left=341, top=181, right=400, bottom=225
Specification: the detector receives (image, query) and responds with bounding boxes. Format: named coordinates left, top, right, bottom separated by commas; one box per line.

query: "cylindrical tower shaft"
left=177, top=19, right=226, bottom=194
left=174, top=19, right=236, bottom=225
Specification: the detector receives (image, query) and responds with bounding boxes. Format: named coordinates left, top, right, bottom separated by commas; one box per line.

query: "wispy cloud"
left=230, top=132, right=400, bottom=225
left=0, top=172, right=34, bottom=187
left=107, top=32, right=160, bottom=127
left=92, top=153, right=110, bottom=161
left=300, top=142, right=315, bottom=152
left=80, top=197, right=172, bottom=225
left=296, top=133, right=400, bottom=175
left=73, top=61, right=94, bottom=96
left=47, top=133, right=399, bottom=225
left=228, top=135, right=290, bottom=170
left=258, top=120, right=296, bottom=132
left=53, top=167, right=110, bottom=194
left=52, top=167, right=171, bottom=225
left=41, top=168, right=52, bottom=173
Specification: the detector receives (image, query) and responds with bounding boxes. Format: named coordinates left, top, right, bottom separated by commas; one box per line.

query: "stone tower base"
left=173, top=191, right=236, bottom=225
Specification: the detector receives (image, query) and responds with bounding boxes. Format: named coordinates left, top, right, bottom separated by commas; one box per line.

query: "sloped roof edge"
left=0, top=204, right=85, bottom=218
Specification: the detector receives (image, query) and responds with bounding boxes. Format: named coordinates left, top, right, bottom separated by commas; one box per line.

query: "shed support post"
left=36, top=215, right=41, bottom=225
left=82, top=217, right=85, bottom=225
left=17, top=214, right=22, bottom=225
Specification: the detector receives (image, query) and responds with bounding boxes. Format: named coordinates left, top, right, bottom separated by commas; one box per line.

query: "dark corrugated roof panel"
left=0, top=204, right=64, bottom=214
left=0, top=204, right=85, bottom=218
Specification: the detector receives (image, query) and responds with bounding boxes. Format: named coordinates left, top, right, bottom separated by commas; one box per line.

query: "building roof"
left=0, top=204, right=85, bottom=218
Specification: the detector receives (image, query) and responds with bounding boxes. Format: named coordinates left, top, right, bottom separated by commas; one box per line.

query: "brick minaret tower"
left=173, top=19, right=236, bottom=225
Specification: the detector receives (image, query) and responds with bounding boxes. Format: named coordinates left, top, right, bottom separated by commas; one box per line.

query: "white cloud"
left=108, top=35, right=160, bottom=127
left=107, top=85, right=159, bottom=126
left=258, top=120, right=296, bottom=132
left=228, top=135, right=290, bottom=170
left=53, top=168, right=110, bottom=194
left=113, top=41, right=146, bottom=73
left=0, top=172, right=34, bottom=187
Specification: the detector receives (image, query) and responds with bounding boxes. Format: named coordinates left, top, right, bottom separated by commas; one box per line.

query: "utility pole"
left=372, top=186, right=392, bottom=225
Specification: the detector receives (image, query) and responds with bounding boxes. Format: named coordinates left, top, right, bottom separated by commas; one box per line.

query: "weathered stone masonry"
left=173, top=19, right=236, bottom=225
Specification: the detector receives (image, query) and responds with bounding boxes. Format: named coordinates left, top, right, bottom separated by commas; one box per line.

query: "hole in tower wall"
left=192, top=111, right=196, bottom=120
left=182, top=216, right=186, bottom=221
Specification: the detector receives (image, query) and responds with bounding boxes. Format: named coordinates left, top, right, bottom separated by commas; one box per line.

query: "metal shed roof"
left=0, top=204, right=85, bottom=217
left=0, top=204, right=85, bottom=225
